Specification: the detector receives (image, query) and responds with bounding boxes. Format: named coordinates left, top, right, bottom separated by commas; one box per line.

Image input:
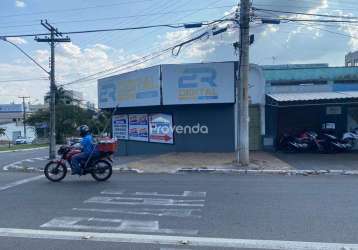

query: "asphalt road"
left=0, top=172, right=358, bottom=249
left=0, top=148, right=48, bottom=171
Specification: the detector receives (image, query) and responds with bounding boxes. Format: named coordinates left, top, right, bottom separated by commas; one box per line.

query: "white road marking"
left=0, top=227, right=357, bottom=249
left=101, top=190, right=206, bottom=198
left=41, top=217, right=198, bottom=235
left=0, top=175, right=43, bottom=191
left=85, top=196, right=205, bottom=207
left=2, top=156, right=48, bottom=171
left=72, top=207, right=202, bottom=218
left=3, top=161, right=22, bottom=171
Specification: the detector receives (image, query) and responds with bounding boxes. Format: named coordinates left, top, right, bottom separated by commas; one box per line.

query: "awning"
left=267, top=91, right=358, bottom=102
left=266, top=91, right=358, bottom=106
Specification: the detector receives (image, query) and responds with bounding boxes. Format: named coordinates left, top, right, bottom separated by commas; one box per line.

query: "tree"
left=0, top=127, right=5, bottom=136
left=27, top=87, right=105, bottom=144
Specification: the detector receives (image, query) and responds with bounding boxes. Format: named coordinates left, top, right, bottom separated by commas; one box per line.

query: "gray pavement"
left=0, top=148, right=48, bottom=171
left=0, top=172, right=358, bottom=249
left=275, top=152, right=358, bottom=170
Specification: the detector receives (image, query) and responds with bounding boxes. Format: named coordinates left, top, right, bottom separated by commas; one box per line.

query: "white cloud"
left=6, top=37, right=27, bottom=45
left=15, top=0, right=26, bottom=8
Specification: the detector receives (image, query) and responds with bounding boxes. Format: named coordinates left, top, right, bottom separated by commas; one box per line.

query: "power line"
left=0, top=4, right=236, bottom=30
left=0, top=0, right=155, bottom=19
left=253, top=7, right=358, bottom=20
left=0, top=21, right=221, bottom=38
left=0, top=78, right=48, bottom=83
left=60, top=17, right=234, bottom=87
left=0, top=37, right=50, bottom=75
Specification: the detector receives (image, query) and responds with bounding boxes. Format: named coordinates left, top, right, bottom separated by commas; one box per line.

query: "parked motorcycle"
left=44, top=143, right=115, bottom=182
left=318, top=132, right=352, bottom=153
left=279, top=131, right=321, bottom=153
left=342, top=128, right=358, bottom=148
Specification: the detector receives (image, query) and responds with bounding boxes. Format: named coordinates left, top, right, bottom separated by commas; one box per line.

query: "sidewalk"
left=113, top=151, right=294, bottom=173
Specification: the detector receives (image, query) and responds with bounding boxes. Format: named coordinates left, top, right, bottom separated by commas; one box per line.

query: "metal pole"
left=238, top=0, right=250, bottom=165
left=49, top=28, right=56, bottom=159
left=19, top=96, right=30, bottom=139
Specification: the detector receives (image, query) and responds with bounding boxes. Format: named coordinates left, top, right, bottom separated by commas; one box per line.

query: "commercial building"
left=0, top=104, right=24, bottom=124
left=0, top=103, right=36, bottom=142
left=263, top=64, right=358, bottom=149
left=98, top=61, right=266, bottom=155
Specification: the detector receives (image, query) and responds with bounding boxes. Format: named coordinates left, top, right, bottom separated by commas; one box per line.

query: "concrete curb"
left=0, top=146, right=48, bottom=154
left=3, top=164, right=358, bottom=176
left=175, top=168, right=358, bottom=176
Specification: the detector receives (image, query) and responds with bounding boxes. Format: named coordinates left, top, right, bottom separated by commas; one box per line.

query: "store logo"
left=178, top=68, right=218, bottom=100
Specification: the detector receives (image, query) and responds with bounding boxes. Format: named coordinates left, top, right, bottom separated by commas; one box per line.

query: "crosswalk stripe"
left=85, top=196, right=205, bottom=207
left=101, top=190, right=206, bottom=198
left=41, top=216, right=198, bottom=235
left=72, top=207, right=202, bottom=218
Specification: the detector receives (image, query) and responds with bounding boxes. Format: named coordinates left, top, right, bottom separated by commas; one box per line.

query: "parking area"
left=275, top=151, right=358, bottom=170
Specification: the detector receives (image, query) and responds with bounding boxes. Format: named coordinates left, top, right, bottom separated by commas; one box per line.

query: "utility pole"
left=19, top=96, right=30, bottom=138
left=35, top=20, right=70, bottom=159
left=237, top=0, right=251, bottom=165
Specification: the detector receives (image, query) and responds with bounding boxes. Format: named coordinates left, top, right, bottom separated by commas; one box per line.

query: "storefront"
left=98, top=62, right=266, bottom=155
left=263, top=65, right=358, bottom=149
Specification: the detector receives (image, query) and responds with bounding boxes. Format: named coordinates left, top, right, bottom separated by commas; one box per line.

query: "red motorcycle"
left=44, top=140, right=116, bottom=182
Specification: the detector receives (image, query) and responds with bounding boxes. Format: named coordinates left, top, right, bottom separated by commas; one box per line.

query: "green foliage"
left=27, top=87, right=111, bottom=144
left=0, top=127, right=5, bottom=136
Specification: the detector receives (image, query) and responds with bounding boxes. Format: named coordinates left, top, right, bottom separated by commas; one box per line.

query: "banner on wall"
left=98, top=66, right=161, bottom=108
left=161, top=62, right=235, bottom=105
left=128, top=114, right=149, bottom=142
left=149, top=114, right=174, bottom=144
left=112, top=115, right=128, bottom=140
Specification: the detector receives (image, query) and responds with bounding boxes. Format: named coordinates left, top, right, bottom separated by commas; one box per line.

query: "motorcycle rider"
left=71, top=125, right=97, bottom=175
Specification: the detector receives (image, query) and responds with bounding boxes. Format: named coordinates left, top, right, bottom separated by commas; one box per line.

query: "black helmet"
left=77, top=125, right=90, bottom=137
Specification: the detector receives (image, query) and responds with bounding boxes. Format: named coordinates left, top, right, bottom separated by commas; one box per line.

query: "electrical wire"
left=0, top=5, right=237, bottom=30
left=0, top=21, right=217, bottom=38
left=252, top=7, right=358, bottom=20
left=59, top=17, right=234, bottom=87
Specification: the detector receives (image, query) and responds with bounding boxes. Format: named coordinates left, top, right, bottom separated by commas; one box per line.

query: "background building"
left=264, top=64, right=358, bottom=149
left=0, top=103, right=36, bottom=142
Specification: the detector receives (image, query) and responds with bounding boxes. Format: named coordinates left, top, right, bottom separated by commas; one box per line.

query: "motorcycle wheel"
left=44, top=161, right=67, bottom=182
left=91, top=160, right=112, bottom=182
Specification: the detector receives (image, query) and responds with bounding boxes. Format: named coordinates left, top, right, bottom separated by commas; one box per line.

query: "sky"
left=0, top=0, right=358, bottom=106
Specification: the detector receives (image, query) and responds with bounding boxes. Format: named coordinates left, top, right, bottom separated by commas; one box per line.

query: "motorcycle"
left=318, top=132, right=352, bottom=153
left=44, top=144, right=114, bottom=182
left=342, top=128, right=358, bottom=148
left=279, top=131, right=320, bottom=152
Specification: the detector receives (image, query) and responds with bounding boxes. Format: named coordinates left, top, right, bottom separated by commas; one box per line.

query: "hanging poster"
left=128, top=114, right=149, bottom=141
left=149, top=114, right=174, bottom=144
left=112, top=115, right=128, bottom=140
